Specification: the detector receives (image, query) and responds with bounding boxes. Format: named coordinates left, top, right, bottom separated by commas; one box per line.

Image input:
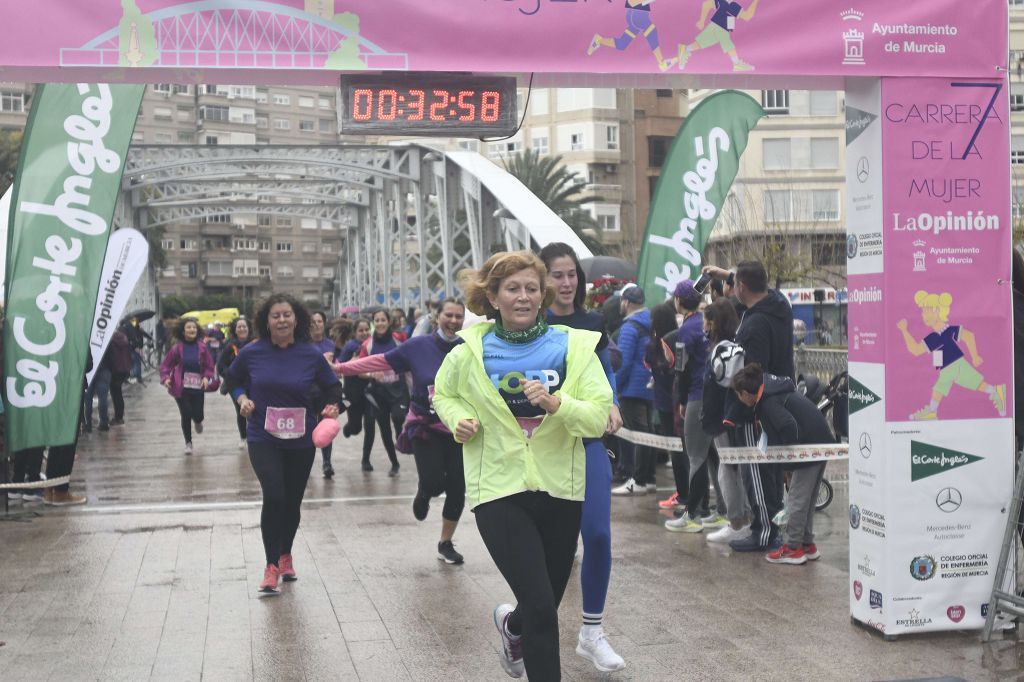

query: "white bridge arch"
left=121, top=143, right=591, bottom=309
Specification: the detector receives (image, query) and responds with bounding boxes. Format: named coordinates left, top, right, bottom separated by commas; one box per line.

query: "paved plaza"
left=0, top=379, right=1022, bottom=681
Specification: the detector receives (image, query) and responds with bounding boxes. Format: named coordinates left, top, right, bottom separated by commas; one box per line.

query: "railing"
left=794, top=345, right=847, bottom=383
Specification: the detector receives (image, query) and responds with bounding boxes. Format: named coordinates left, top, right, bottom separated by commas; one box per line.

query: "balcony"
left=199, top=222, right=239, bottom=237
left=201, top=273, right=269, bottom=288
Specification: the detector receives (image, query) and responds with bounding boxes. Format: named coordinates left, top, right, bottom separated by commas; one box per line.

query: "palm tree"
left=503, top=149, right=604, bottom=255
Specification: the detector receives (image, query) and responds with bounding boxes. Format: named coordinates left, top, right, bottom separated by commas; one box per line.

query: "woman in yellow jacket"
left=434, top=251, right=612, bottom=681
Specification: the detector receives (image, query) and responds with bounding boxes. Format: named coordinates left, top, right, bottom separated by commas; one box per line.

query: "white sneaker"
left=239, top=439, right=247, bottom=450
left=492, top=604, right=524, bottom=678
left=576, top=628, right=625, bottom=672
left=611, top=478, right=646, bottom=496
left=706, top=524, right=751, bottom=544
left=184, top=442, right=193, bottom=456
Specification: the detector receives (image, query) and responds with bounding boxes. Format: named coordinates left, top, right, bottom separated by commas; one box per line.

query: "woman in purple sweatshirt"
left=159, top=318, right=215, bottom=455
left=335, top=300, right=467, bottom=565
left=227, top=293, right=344, bottom=595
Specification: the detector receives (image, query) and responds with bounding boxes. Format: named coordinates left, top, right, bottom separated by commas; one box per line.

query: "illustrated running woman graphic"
left=678, top=0, right=760, bottom=72
left=897, top=290, right=1006, bottom=421
left=587, top=0, right=677, bottom=72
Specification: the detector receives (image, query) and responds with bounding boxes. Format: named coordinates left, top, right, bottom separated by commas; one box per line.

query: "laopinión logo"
left=910, top=555, right=937, bottom=581
left=869, top=589, right=882, bottom=610
left=849, top=504, right=862, bottom=529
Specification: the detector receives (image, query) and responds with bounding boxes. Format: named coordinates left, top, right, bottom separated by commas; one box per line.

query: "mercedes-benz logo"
left=859, top=432, right=872, bottom=458
left=857, top=156, right=870, bottom=183
left=936, top=487, right=962, bottom=513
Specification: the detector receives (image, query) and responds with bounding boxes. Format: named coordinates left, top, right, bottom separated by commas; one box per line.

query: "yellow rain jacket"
left=433, top=322, right=612, bottom=509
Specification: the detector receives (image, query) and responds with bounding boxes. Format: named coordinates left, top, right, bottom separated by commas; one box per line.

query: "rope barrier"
left=615, top=427, right=848, bottom=464
left=0, top=476, right=71, bottom=490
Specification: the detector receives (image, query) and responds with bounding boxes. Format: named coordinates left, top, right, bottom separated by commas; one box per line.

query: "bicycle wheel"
left=815, top=478, right=834, bottom=512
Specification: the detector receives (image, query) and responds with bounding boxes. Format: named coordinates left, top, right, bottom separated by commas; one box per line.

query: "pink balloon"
left=312, top=418, right=340, bottom=448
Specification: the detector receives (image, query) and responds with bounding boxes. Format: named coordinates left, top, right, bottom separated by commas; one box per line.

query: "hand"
left=238, top=396, right=255, bottom=417
left=455, top=419, right=480, bottom=442
left=162, top=378, right=171, bottom=388
left=323, top=352, right=335, bottom=363
left=701, top=265, right=730, bottom=280
left=201, top=377, right=209, bottom=389
left=321, top=404, right=340, bottom=419
left=677, top=403, right=686, bottom=420
left=897, top=319, right=908, bottom=332
left=606, top=404, right=623, bottom=434
left=522, top=379, right=560, bottom=414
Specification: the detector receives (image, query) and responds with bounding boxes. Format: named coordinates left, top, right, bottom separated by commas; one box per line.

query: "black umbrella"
left=121, top=309, right=156, bottom=324
left=580, top=256, right=636, bottom=282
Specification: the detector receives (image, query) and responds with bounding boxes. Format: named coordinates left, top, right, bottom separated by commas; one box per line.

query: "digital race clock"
left=339, top=73, right=518, bottom=137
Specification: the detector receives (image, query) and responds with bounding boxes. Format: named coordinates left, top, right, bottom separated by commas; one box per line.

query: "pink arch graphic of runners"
left=60, top=0, right=407, bottom=70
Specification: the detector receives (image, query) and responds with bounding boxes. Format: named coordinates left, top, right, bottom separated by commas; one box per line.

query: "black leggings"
left=231, top=398, right=246, bottom=440
left=175, top=390, right=205, bottom=443
left=248, top=442, right=315, bottom=565
left=110, top=371, right=128, bottom=420
left=659, top=408, right=689, bottom=502
left=363, top=394, right=401, bottom=466
left=411, top=431, right=465, bottom=521
left=475, top=492, right=582, bottom=682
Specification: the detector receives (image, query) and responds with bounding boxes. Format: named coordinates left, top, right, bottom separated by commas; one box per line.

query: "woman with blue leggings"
left=539, top=242, right=625, bottom=673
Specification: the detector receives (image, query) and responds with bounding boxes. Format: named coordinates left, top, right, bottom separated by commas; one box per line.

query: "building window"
left=177, top=105, right=194, bottom=121
left=570, top=133, right=583, bottom=151
left=810, top=138, right=839, bottom=169
left=763, top=138, right=791, bottom=170
left=177, top=131, right=194, bottom=143
left=319, top=118, right=333, bottom=132
left=764, top=190, right=793, bottom=222
left=656, top=89, right=673, bottom=98
left=206, top=261, right=232, bottom=276
left=273, top=93, right=290, bottom=106
left=181, top=263, right=198, bottom=279
left=277, top=266, right=294, bottom=278
left=155, top=133, right=172, bottom=143
left=179, top=239, right=197, bottom=250
left=173, top=84, right=190, bottom=95
left=1013, top=149, right=1024, bottom=165
left=809, top=91, right=837, bottom=116
left=229, top=86, right=255, bottom=100
left=762, top=90, right=790, bottom=114
left=160, top=239, right=174, bottom=250
left=302, top=242, right=317, bottom=253
left=258, top=214, right=272, bottom=226
left=276, top=241, right=293, bottom=252
left=152, top=83, right=171, bottom=94
left=259, top=265, right=271, bottom=278
left=811, top=235, right=845, bottom=266
left=489, top=140, right=522, bottom=157
left=132, top=132, right=144, bottom=143
left=208, top=214, right=231, bottom=223
left=229, top=108, right=255, bottom=124
left=256, top=116, right=268, bottom=129
left=530, top=89, right=549, bottom=116
left=276, top=216, right=292, bottom=227
left=322, top=267, right=334, bottom=278
left=321, top=243, right=333, bottom=253
left=1, top=91, right=25, bottom=113
left=161, top=266, right=176, bottom=278
left=318, top=96, right=331, bottom=108
left=532, top=135, right=549, bottom=154
left=647, top=136, right=673, bottom=168
left=255, top=89, right=269, bottom=103
left=811, top=189, right=841, bottom=221
left=199, top=105, right=229, bottom=122
left=259, top=239, right=271, bottom=251
left=302, top=267, right=319, bottom=279
left=273, top=118, right=290, bottom=130
left=299, top=96, right=314, bottom=108
left=605, top=125, right=619, bottom=151
left=233, top=238, right=257, bottom=251
left=299, top=119, right=315, bottom=132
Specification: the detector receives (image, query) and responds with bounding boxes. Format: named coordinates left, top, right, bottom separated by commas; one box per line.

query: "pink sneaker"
left=259, top=564, right=281, bottom=594
left=279, top=554, right=297, bottom=582
left=803, top=543, right=820, bottom=561
left=658, top=492, right=685, bottom=510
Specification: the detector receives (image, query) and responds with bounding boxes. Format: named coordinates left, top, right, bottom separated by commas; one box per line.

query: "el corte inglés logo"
left=910, top=441, right=983, bottom=482
left=848, top=375, right=881, bottom=414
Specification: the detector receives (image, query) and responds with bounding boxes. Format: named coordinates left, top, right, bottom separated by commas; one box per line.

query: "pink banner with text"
left=0, top=0, right=1007, bottom=84
left=881, top=78, right=1013, bottom=423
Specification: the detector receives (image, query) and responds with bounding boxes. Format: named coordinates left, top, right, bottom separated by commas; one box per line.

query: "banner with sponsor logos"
left=0, top=0, right=1007, bottom=84
left=847, top=77, right=1014, bottom=635
left=84, top=228, right=150, bottom=387
left=636, top=90, right=763, bottom=301
left=3, top=83, right=145, bottom=455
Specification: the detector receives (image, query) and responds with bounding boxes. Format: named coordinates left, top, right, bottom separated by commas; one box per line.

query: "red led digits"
left=480, top=91, right=500, bottom=122
left=352, top=89, right=373, bottom=121
left=407, top=89, right=425, bottom=121
left=457, top=90, right=476, bottom=121
left=377, top=89, right=398, bottom=121
left=429, top=89, right=450, bottom=121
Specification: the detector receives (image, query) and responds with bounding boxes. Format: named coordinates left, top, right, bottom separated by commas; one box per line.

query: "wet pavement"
left=0, top=378, right=1022, bottom=681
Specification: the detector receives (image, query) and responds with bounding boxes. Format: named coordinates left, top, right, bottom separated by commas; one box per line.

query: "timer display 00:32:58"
left=350, top=88, right=502, bottom=123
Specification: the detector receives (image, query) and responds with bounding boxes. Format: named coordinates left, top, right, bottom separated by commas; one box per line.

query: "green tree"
left=0, top=129, right=24, bottom=195
left=503, top=149, right=605, bottom=255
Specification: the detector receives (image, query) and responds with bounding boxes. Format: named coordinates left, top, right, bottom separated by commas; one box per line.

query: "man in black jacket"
left=703, top=260, right=794, bottom=551
left=732, top=363, right=832, bottom=565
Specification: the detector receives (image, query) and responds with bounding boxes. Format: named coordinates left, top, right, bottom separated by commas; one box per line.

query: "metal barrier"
left=794, top=346, right=848, bottom=383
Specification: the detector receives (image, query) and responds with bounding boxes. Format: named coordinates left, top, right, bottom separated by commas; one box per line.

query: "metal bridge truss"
left=122, top=144, right=571, bottom=310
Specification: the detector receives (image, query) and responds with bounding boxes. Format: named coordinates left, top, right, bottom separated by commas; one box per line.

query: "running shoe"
left=611, top=478, right=646, bottom=496
left=111, top=418, right=125, bottom=426
left=909, top=405, right=938, bottom=420
left=732, top=60, right=755, bottom=72
left=194, top=420, right=204, bottom=434
left=701, top=514, right=728, bottom=529
left=658, top=57, right=678, bottom=73
left=388, top=465, right=400, bottom=477
left=259, top=564, right=281, bottom=594
left=707, top=524, right=751, bottom=544
left=278, top=554, right=297, bottom=582
left=21, top=490, right=44, bottom=505
left=361, top=460, right=373, bottom=472
left=184, top=442, right=193, bottom=456
left=587, top=33, right=601, bottom=56
left=97, top=423, right=110, bottom=432
left=678, top=45, right=691, bottom=70
left=576, top=628, right=625, bottom=672
left=803, top=543, right=821, bottom=561
left=493, top=604, right=524, bottom=678
left=993, top=384, right=1007, bottom=417
left=437, top=540, right=464, bottom=565
left=658, top=492, right=685, bottom=510
left=665, top=516, right=703, bottom=533
left=323, top=464, right=334, bottom=480
left=413, top=495, right=430, bottom=521
left=238, top=439, right=246, bottom=450
left=765, top=544, right=807, bottom=565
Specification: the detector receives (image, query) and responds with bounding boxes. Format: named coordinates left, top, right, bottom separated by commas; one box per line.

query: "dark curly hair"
left=254, top=293, right=312, bottom=343
left=173, top=317, right=204, bottom=342
left=538, top=242, right=587, bottom=311
left=228, top=316, right=252, bottom=340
